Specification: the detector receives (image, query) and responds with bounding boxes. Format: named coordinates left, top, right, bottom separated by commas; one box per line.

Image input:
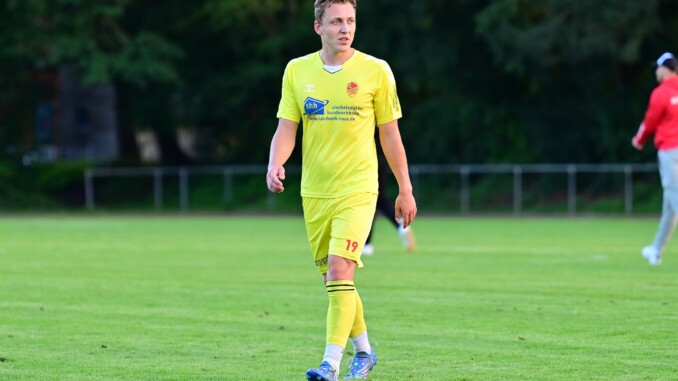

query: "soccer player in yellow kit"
left=266, top=0, right=417, bottom=379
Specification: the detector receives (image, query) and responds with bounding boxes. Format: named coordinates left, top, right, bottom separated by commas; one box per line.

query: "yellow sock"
left=325, top=280, right=356, bottom=346
left=350, top=289, right=366, bottom=338
left=349, top=289, right=372, bottom=354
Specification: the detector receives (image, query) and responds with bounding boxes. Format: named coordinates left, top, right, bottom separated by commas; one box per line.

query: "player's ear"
left=314, top=20, right=322, bottom=35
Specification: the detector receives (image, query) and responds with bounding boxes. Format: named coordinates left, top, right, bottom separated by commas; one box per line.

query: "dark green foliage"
left=1, top=0, right=678, bottom=210
left=0, top=162, right=87, bottom=209
left=2, top=0, right=678, bottom=165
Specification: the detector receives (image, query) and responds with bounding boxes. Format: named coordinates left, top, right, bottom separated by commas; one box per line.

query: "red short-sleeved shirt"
left=634, top=76, right=678, bottom=151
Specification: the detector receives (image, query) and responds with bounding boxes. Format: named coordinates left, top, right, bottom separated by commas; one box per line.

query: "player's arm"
left=631, top=124, right=647, bottom=150
left=633, top=90, right=663, bottom=150
left=378, top=120, right=417, bottom=227
left=266, top=118, right=298, bottom=193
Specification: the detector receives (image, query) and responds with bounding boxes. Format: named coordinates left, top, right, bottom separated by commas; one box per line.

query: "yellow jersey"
left=276, top=50, right=402, bottom=198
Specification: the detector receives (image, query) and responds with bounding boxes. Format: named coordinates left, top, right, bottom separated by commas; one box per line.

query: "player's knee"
left=326, top=255, right=356, bottom=280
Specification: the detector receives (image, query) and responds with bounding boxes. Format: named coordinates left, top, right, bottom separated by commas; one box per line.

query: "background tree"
left=2, top=0, right=678, bottom=165
left=474, top=0, right=667, bottom=163
left=0, top=0, right=182, bottom=163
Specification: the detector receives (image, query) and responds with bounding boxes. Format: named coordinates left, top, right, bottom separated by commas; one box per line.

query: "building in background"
left=56, top=65, right=119, bottom=161
left=30, top=65, right=120, bottom=164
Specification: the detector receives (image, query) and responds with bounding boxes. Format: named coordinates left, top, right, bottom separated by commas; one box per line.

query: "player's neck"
left=659, top=73, right=677, bottom=84
left=320, top=48, right=354, bottom=66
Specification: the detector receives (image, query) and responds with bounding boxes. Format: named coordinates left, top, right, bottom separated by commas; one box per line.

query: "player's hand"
left=266, top=165, right=286, bottom=193
left=395, top=191, right=417, bottom=228
left=631, top=137, right=643, bottom=151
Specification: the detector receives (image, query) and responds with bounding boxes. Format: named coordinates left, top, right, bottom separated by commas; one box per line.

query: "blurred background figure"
left=631, top=52, right=678, bottom=265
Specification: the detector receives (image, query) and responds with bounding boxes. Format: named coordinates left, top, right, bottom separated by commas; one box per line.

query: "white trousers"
left=652, top=148, right=678, bottom=252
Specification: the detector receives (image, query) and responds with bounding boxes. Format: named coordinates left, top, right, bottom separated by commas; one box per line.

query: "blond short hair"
left=314, top=0, right=357, bottom=22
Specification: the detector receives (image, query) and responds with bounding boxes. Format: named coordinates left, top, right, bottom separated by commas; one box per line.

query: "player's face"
left=314, top=3, right=356, bottom=54
left=655, top=66, right=673, bottom=83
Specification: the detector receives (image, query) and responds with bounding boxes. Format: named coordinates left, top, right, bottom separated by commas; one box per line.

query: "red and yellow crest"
left=346, top=82, right=359, bottom=97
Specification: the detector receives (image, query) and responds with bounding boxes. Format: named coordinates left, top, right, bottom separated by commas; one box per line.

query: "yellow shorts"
left=302, top=193, right=377, bottom=274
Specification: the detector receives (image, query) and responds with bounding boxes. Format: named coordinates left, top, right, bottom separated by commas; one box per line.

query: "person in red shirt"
left=632, top=52, right=678, bottom=265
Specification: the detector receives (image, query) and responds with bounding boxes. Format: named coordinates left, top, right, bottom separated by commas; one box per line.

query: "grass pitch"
left=0, top=215, right=677, bottom=380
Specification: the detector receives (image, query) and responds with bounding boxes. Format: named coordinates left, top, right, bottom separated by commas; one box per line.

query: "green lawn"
left=0, top=216, right=676, bottom=380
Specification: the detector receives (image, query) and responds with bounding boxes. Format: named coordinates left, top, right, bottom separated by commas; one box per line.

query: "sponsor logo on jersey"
left=304, top=97, right=329, bottom=115
left=305, top=84, right=315, bottom=93
left=347, top=82, right=359, bottom=97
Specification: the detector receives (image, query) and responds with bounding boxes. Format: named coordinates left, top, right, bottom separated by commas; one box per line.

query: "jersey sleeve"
left=635, top=88, right=665, bottom=146
left=373, top=61, right=403, bottom=125
left=276, top=62, right=301, bottom=122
